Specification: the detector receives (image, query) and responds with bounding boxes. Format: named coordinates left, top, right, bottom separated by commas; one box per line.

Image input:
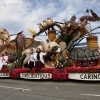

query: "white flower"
left=66, top=57, right=69, bottom=59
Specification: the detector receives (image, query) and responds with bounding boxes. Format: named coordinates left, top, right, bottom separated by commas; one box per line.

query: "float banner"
left=20, top=73, right=52, bottom=79
left=0, top=73, right=9, bottom=77
left=69, top=73, right=100, bottom=81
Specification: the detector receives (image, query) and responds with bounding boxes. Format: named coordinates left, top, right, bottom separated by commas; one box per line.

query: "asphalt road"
left=0, top=78, right=100, bottom=100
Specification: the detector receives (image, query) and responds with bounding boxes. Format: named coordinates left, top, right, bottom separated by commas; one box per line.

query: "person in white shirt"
left=34, top=48, right=46, bottom=71
left=0, top=52, right=8, bottom=70
left=0, top=55, right=3, bottom=70
left=28, top=49, right=35, bottom=70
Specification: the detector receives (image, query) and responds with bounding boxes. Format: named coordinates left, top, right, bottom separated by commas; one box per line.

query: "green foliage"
left=63, top=26, right=71, bottom=42
left=63, top=61, right=72, bottom=67
left=15, top=38, right=26, bottom=68
left=15, top=39, right=21, bottom=68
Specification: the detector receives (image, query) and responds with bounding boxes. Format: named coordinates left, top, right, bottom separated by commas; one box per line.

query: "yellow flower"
left=56, top=53, right=60, bottom=58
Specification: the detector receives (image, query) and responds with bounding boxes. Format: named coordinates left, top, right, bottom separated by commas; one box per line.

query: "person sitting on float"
left=0, top=54, right=3, bottom=70
left=34, top=47, right=46, bottom=71
left=0, top=52, right=8, bottom=70
left=28, top=49, right=35, bottom=70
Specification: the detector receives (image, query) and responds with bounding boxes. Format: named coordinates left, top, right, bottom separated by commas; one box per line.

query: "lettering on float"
left=80, top=73, right=100, bottom=80
left=0, top=73, right=9, bottom=77
left=20, top=73, right=52, bottom=79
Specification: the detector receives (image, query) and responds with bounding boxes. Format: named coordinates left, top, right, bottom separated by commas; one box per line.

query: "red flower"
left=75, top=68, right=81, bottom=72
left=65, top=67, right=100, bottom=73
left=0, top=68, right=9, bottom=73
left=81, top=67, right=89, bottom=72
left=66, top=67, right=76, bottom=72
left=30, top=68, right=36, bottom=73
left=30, top=68, right=55, bottom=73
left=9, top=68, right=29, bottom=78
left=52, top=68, right=68, bottom=80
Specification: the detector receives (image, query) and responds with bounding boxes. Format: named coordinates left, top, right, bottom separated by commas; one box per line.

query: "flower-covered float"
left=0, top=9, right=100, bottom=81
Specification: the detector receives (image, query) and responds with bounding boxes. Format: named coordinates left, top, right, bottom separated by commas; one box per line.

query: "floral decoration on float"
left=20, top=67, right=68, bottom=80
left=52, top=68, right=68, bottom=80
left=0, top=9, right=100, bottom=81
left=9, top=68, right=29, bottom=79
left=66, top=67, right=100, bottom=81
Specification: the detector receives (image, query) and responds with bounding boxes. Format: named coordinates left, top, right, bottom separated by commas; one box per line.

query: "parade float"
left=0, top=9, right=100, bottom=81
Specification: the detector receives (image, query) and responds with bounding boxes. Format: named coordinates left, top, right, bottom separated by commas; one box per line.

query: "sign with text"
left=20, top=73, right=52, bottom=79
left=0, top=73, right=9, bottom=77
left=69, top=73, right=100, bottom=81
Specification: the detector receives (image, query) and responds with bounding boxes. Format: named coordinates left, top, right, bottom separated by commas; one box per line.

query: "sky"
left=0, top=0, right=100, bottom=45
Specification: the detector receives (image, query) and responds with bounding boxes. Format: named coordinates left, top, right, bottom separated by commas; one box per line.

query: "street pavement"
left=0, top=78, right=100, bottom=100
